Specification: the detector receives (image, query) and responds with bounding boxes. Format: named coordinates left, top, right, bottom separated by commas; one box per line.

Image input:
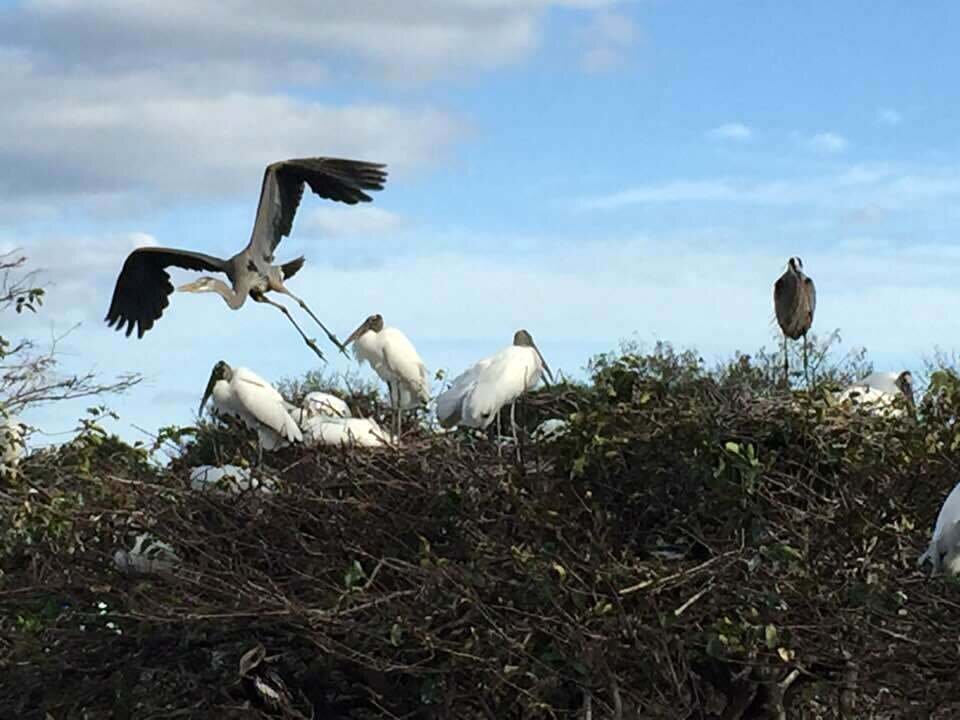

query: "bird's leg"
left=803, top=334, right=810, bottom=388
left=782, top=335, right=789, bottom=389
left=510, top=400, right=518, bottom=446
left=277, top=287, right=349, bottom=357
left=253, top=294, right=326, bottom=362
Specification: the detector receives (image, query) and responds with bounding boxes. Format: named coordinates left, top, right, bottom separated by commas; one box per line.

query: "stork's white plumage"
left=302, top=416, right=392, bottom=448
left=302, top=391, right=351, bottom=419
left=200, top=361, right=302, bottom=454
left=835, top=371, right=915, bottom=417
left=918, top=481, right=960, bottom=576
left=345, top=314, right=430, bottom=439
left=436, top=330, right=552, bottom=438
left=189, top=464, right=275, bottom=494
left=0, top=412, right=25, bottom=475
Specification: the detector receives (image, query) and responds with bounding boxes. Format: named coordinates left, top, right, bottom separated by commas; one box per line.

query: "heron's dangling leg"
left=277, top=287, right=349, bottom=357
left=802, top=334, right=810, bottom=387
left=253, top=293, right=326, bottom=362
left=782, top=334, right=789, bottom=388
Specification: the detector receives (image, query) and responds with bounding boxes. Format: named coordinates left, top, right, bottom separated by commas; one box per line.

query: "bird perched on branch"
left=773, top=257, right=816, bottom=386
left=105, top=157, right=387, bottom=360
left=344, top=313, right=430, bottom=441
left=436, top=329, right=553, bottom=442
left=199, top=361, right=302, bottom=462
left=918, top=480, right=960, bottom=576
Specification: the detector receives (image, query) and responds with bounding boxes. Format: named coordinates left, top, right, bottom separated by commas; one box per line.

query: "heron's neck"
left=207, top=279, right=245, bottom=309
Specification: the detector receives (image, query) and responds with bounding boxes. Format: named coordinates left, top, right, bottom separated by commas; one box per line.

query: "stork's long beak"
left=199, top=367, right=219, bottom=415
left=343, top=319, right=370, bottom=348
left=533, top=343, right=555, bottom=386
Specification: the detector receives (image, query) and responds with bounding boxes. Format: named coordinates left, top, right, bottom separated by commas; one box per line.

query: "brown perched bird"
left=773, top=256, right=816, bottom=385
left=105, top=157, right=388, bottom=360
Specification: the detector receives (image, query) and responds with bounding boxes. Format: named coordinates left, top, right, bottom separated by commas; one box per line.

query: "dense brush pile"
left=3, top=346, right=960, bottom=719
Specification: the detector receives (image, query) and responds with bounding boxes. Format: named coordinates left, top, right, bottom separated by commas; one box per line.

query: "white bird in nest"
left=200, top=361, right=302, bottom=462
left=300, top=391, right=351, bottom=419
left=189, top=464, right=275, bottom=494
left=302, top=416, right=392, bottom=448
left=0, top=411, right=25, bottom=476
left=436, top=329, right=553, bottom=442
left=532, top=418, right=569, bottom=443
left=113, top=533, right=180, bottom=575
left=835, top=371, right=915, bottom=417
left=918, top=480, right=960, bottom=576
left=344, top=313, right=430, bottom=441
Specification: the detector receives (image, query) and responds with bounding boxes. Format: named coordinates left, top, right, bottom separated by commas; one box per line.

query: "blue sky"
left=3, top=1, right=959, bottom=444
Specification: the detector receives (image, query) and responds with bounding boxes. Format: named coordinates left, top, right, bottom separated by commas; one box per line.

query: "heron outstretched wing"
left=246, top=157, right=388, bottom=262
left=105, top=247, right=227, bottom=338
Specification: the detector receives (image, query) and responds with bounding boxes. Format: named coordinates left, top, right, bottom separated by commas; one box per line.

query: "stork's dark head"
left=896, top=370, right=916, bottom=411
left=344, top=313, right=384, bottom=346
left=199, top=360, right=232, bottom=414
left=513, top=329, right=555, bottom=384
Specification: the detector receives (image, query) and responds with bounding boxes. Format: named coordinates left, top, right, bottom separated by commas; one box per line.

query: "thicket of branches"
left=3, top=324, right=960, bottom=718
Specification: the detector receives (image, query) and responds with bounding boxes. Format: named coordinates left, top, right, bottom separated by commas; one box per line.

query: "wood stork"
left=532, top=418, right=569, bottom=442
left=301, top=416, right=392, bottom=448
left=113, top=533, right=180, bottom=575
left=189, top=464, right=275, bottom=494
left=835, top=371, right=915, bottom=417
left=301, top=391, right=351, bottom=419
left=773, top=257, right=816, bottom=385
left=0, top=412, right=24, bottom=476
left=344, top=313, right=430, bottom=440
left=105, top=157, right=387, bottom=360
left=199, top=361, right=302, bottom=462
left=436, top=329, right=553, bottom=442
left=918, top=480, right=960, bottom=576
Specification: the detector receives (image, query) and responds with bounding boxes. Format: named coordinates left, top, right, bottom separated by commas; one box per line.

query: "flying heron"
left=773, top=257, right=816, bottom=386
left=343, top=313, right=430, bottom=441
left=105, top=157, right=387, bottom=360
left=199, top=360, right=303, bottom=462
left=435, top=329, right=553, bottom=443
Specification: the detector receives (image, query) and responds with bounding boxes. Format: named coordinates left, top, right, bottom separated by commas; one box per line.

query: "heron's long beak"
left=177, top=279, right=203, bottom=293
left=533, top=344, right=555, bottom=386
left=343, top=320, right=369, bottom=347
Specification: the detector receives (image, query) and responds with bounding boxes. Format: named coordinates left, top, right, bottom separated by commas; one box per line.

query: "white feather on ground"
left=113, top=533, right=180, bottom=575
left=918, top=480, right=960, bottom=576
left=302, top=416, right=393, bottom=448
left=189, top=465, right=275, bottom=494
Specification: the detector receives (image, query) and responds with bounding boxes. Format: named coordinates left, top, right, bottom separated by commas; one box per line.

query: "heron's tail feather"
left=281, top=256, right=306, bottom=280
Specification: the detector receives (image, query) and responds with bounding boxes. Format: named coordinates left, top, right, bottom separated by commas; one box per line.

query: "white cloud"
left=877, top=108, right=903, bottom=127
left=579, top=11, right=638, bottom=73
left=805, top=132, right=849, bottom=154
left=707, top=123, right=752, bottom=142
left=301, top=206, right=406, bottom=238
left=577, top=164, right=960, bottom=212
left=0, top=56, right=463, bottom=204
left=4, top=1, right=618, bottom=83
